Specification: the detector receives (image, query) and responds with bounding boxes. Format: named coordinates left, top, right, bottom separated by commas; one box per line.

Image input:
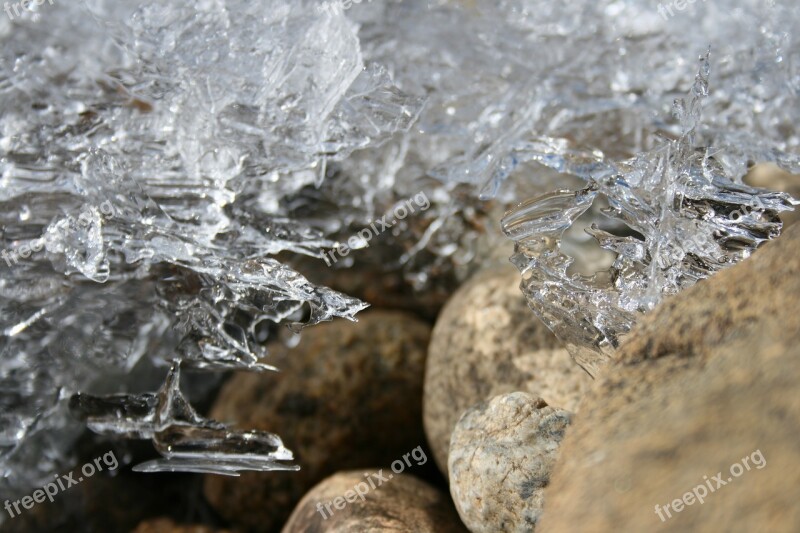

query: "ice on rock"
left=1, top=0, right=800, bottom=500
left=502, top=54, right=798, bottom=377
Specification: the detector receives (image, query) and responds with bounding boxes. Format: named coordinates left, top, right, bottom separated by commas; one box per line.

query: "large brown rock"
left=203, top=311, right=432, bottom=532
left=423, top=265, right=591, bottom=475
left=282, top=471, right=466, bottom=533
left=540, top=224, right=800, bottom=532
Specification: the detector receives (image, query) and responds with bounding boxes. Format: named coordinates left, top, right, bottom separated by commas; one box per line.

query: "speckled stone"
left=540, top=223, right=800, bottom=533
left=448, top=392, right=572, bottom=533
left=203, top=310, right=432, bottom=532
left=282, top=471, right=467, bottom=533
left=424, top=265, right=590, bottom=475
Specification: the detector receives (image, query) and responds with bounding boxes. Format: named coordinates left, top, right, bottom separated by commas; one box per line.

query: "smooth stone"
left=132, top=518, right=229, bottom=533
left=283, top=471, right=467, bottom=533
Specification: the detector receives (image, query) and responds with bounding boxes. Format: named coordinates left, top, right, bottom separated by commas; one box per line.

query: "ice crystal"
left=71, top=364, right=298, bottom=475
left=502, top=54, right=798, bottom=376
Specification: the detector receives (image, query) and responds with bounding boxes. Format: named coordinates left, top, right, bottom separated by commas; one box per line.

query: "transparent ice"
left=502, top=54, right=798, bottom=376
left=1, top=0, right=798, bottom=498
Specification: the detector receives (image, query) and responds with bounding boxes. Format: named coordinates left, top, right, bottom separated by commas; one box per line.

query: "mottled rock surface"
left=424, top=265, right=590, bottom=474
left=540, top=223, right=800, bottom=533
left=282, top=471, right=467, bottom=533
left=449, top=392, right=571, bottom=533
left=204, top=311, right=432, bottom=532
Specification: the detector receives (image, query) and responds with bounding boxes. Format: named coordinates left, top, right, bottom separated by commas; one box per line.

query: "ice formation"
left=71, top=364, right=299, bottom=475
left=502, top=54, right=798, bottom=376
left=1, top=0, right=414, bottom=493
left=1, top=0, right=798, bottom=498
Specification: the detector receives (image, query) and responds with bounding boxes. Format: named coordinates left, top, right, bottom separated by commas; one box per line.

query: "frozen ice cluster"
left=502, top=54, right=798, bottom=376
left=1, top=0, right=798, bottom=496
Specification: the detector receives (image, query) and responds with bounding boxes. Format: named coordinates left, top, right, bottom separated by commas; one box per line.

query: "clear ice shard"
left=71, top=364, right=298, bottom=476
left=502, top=54, right=798, bottom=377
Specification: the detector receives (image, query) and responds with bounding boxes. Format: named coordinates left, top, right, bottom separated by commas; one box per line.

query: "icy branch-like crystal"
left=71, top=364, right=298, bottom=476
left=502, top=54, right=798, bottom=376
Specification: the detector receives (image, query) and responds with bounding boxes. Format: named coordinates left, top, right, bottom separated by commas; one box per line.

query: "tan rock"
left=282, top=471, right=466, bottom=533
left=540, top=223, right=800, bottom=533
left=204, top=310, right=432, bottom=532
left=423, top=265, right=591, bottom=475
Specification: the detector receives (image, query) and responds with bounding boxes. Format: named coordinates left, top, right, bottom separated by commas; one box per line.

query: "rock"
left=423, top=265, right=591, bottom=475
left=540, top=223, right=800, bottom=532
left=449, top=393, right=572, bottom=533
left=204, top=310, right=433, bottom=532
left=132, top=518, right=229, bottom=533
left=744, top=162, right=800, bottom=227
left=282, top=471, right=467, bottom=533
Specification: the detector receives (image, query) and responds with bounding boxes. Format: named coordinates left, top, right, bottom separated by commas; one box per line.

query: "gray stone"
left=448, top=392, right=572, bottom=533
